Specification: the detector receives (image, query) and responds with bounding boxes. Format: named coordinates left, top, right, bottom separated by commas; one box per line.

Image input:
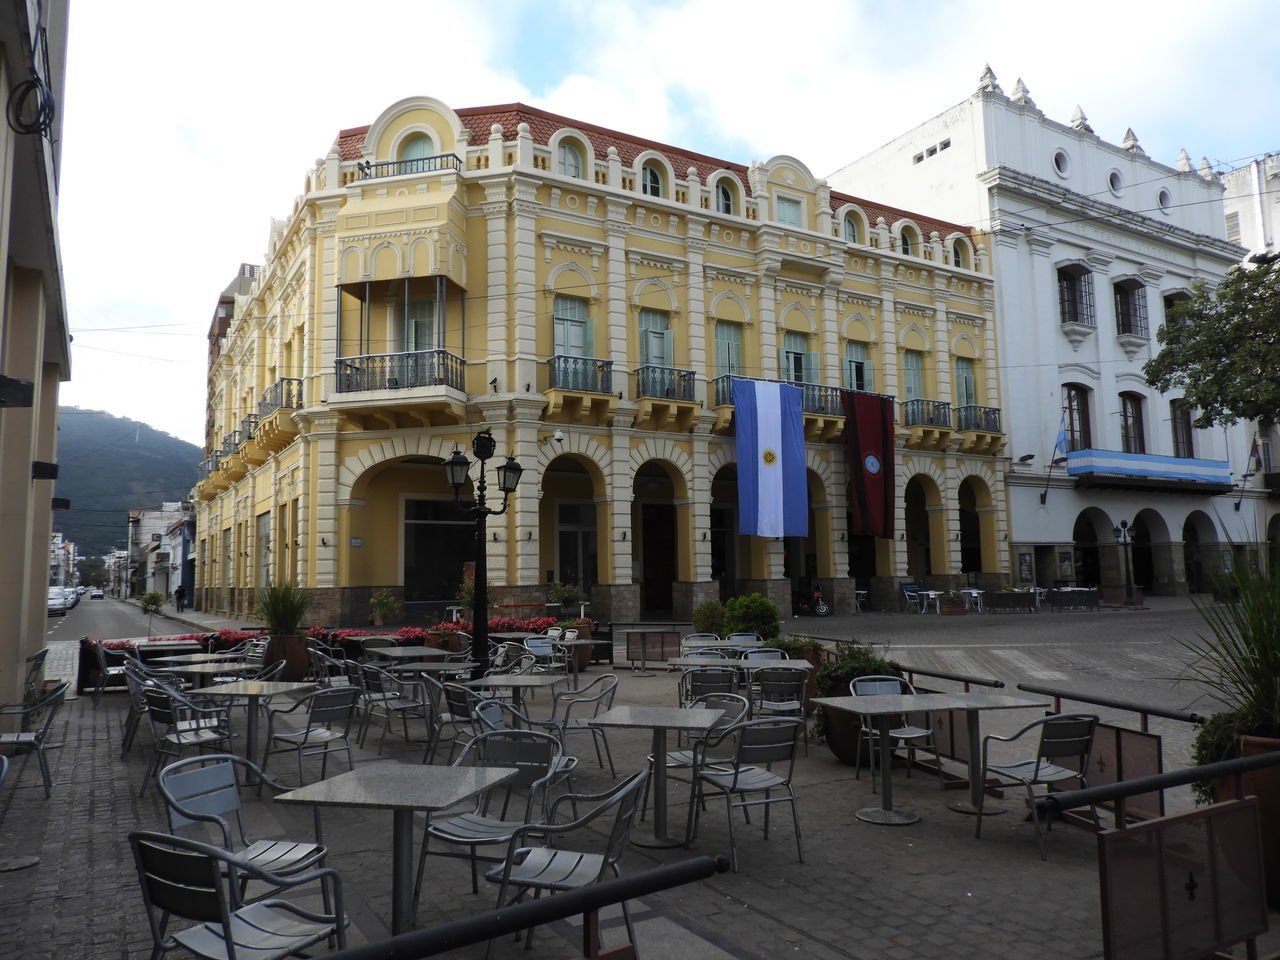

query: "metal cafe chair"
left=0, top=681, right=69, bottom=798
left=849, top=674, right=945, bottom=792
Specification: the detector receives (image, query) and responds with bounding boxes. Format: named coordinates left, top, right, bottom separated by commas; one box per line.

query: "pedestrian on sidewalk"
left=173, top=583, right=187, bottom=613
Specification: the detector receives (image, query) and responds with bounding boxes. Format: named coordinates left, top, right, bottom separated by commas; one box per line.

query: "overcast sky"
left=56, top=0, right=1279, bottom=448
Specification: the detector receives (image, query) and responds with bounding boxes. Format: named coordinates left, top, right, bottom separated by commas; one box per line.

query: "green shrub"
left=723, top=592, right=780, bottom=640
left=139, top=591, right=165, bottom=616
left=692, top=599, right=725, bottom=636
left=811, top=640, right=902, bottom=742
left=546, top=582, right=589, bottom=608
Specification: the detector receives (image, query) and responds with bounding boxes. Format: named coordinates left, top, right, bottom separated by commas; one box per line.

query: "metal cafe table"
left=461, top=673, right=568, bottom=713
left=152, top=652, right=247, bottom=665
left=371, top=646, right=458, bottom=661
left=813, top=691, right=1050, bottom=825
left=589, top=704, right=722, bottom=848
left=390, top=660, right=478, bottom=676
left=666, top=657, right=813, bottom=671
left=275, top=762, right=518, bottom=934
left=155, top=661, right=255, bottom=681
left=187, top=679, right=314, bottom=776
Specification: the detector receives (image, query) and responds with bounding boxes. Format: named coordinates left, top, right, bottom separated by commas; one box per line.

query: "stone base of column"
left=820, top=577, right=856, bottom=615
left=590, top=584, right=640, bottom=623
left=672, top=581, right=720, bottom=621
left=738, top=578, right=793, bottom=617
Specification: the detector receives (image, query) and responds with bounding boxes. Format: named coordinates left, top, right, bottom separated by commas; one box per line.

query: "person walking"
left=173, top=583, right=187, bottom=613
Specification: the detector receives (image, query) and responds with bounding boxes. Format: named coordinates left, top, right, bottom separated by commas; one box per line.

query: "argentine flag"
left=734, top=380, right=807, bottom=537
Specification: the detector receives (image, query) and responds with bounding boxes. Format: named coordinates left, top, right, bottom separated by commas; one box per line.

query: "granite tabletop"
left=369, top=646, right=456, bottom=660
left=188, top=680, right=316, bottom=698
left=812, top=692, right=1051, bottom=715
left=274, top=763, right=518, bottom=811
left=155, top=661, right=255, bottom=676
left=666, top=657, right=813, bottom=670
left=462, top=674, right=567, bottom=689
left=589, top=704, right=724, bottom=732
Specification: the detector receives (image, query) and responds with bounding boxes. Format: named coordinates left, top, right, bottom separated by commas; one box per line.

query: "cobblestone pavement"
left=3, top=605, right=1277, bottom=958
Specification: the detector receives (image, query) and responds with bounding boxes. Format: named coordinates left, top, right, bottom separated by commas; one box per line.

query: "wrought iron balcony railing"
left=635, top=365, right=695, bottom=402
left=548, top=355, right=612, bottom=394
left=334, top=349, right=464, bottom=393
left=901, top=398, right=952, bottom=428
left=356, top=153, right=462, bottom=179
left=199, top=454, right=222, bottom=478
left=800, top=383, right=845, bottom=416
left=240, top=413, right=259, bottom=441
left=219, top=430, right=242, bottom=458
left=258, top=377, right=303, bottom=418
left=955, top=404, right=1002, bottom=432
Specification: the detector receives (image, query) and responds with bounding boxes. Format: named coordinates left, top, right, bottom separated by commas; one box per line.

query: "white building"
left=128, top=502, right=191, bottom=598
left=1221, top=153, right=1279, bottom=259
left=829, top=68, right=1262, bottom=595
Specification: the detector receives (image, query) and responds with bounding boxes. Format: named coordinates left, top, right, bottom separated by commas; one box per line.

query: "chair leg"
left=1027, top=785, right=1048, bottom=860
left=36, top=747, right=52, bottom=798
left=789, top=789, right=804, bottom=864
left=723, top=791, right=739, bottom=872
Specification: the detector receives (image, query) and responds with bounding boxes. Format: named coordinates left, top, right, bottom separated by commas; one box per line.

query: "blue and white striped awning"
left=1066, top=449, right=1232, bottom=486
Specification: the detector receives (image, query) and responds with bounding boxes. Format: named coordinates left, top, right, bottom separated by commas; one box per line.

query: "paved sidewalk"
left=5, top=613, right=1277, bottom=958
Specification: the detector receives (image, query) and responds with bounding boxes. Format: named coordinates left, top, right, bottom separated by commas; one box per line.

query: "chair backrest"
left=306, top=685, right=362, bottom=726
left=0, top=754, right=7, bottom=788
left=850, top=674, right=911, bottom=697
left=686, top=649, right=727, bottom=660
left=23, top=648, right=49, bottom=705
left=490, top=642, right=525, bottom=669
left=25, top=681, right=68, bottom=739
left=543, top=627, right=564, bottom=640
left=442, top=682, right=481, bottom=724
left=754, top=668, right=805, bottom=704
left=690, top=692, right=750, bottom=733
left=157, top=754, right=245, bottom=848
left=730, top=718, right=802, bottom=782
left=458, top=729, right=564, bottom=816
left=244, top=638, right=270, bottom=664
left=724, top=633, right=762, bottom=645
left=1036, top=714, right=1099, bottom=768
left=685, top=667, right=738, bottom=699
left=142, top=686, right=184, bottom=729
left=560, top=628, right=579, bottom=641
left=558, top=674, right=618, bottom=723
left=745, top=647, right=786, bottom=661
left=546, top=771, right=647, bottom=882
left=524, top=637, right=555, bottom=657
left=682, top=633, right=720, bottom=647
left=130, top=831, right=235, bottom=931
left=253, top=660, right=285, bottom=681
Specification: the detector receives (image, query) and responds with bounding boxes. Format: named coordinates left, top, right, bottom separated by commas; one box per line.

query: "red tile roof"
left=332, top=104, right=973, bottom=237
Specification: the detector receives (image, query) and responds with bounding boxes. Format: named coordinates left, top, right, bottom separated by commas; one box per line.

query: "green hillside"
left=52, top=407, right=203, bottom=557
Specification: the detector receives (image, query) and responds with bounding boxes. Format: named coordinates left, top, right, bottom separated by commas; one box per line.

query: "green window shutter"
left=805, top=352, right=819, bottom=385
left=662, top=328, right=673, bottom=368
left=582, top=318, right=594, bottom=358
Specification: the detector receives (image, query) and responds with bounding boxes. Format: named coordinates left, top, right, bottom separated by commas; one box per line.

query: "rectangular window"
left=1058, top=268, right=1095, bottom=327
left=1171, top=400, right=1194, bottom=459
left=954, top=357, right=976, bottom=407
left=1114, top=281, right=1149, bottom=337
left=553, top=295, right=592, bottom=357
left=1064, top=385, right=1092, bottom=451
left=1120, top=393, right=1146, bottom=454
left=638, top=309, right=671, bottom=367
left=782, top=331, right=808, bottom=383
left=714, top=322, right=741, bottom=377
left=903, top=350, right=925, bottom=401
left=1225, top=211, right=1241, bottom=243
left=844, top=341, right=873, bottom=392
left=775, top=196, right=801, bottom=226
left=402, top=297, right=435, bottom=351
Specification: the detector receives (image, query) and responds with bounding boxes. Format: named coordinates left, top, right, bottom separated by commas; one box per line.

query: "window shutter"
left=582, top=318, right=594, bottom=358
left=805, top=352, right=819, bottom=385
left=662, top=328, right=673, bottom=368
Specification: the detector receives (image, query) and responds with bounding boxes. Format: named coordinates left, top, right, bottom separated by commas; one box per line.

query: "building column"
left=306, top=413, right=342, bottom=588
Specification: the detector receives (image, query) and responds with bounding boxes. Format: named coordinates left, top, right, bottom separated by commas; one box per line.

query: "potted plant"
left=1182, top=569, right=1280, bottom=905
left=368, top=588, right=400, bottom=627
left=692, top=598, right=726, bottom=637
left=938, top=590, right=967, bottom=615
left=254, top=583, right=312, bottom=680
left=555, top=616, right=595, bottom=670
left=723, top=592, right=780, bottom=641
left=811, top=640, right=903, bottom=765
left=546, top=582, right=589, bottom=618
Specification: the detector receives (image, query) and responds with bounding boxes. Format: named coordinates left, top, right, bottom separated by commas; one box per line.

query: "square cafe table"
left=589, top=705, right=722, bottom=848
left=813, top=691, right=1050, bottom=825
left=461, top=673, right=568, bottom=713
left=666, top=657, right=813, bottom=671
left=152, top=652, right=245, bottom=665
left=156, top=661, right=255, bottom=680
left=372, top=646, right=457, bottom=660
left=188, top=679, right=315, bottom=777
left=275, top=763, right=518, bottom=934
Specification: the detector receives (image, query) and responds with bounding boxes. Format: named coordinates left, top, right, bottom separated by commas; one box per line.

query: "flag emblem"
left=733, top=379, right=807, bottom=537
left=864, top=453, right=881, bottom=475
left=763, top=449, right=777, bottom=466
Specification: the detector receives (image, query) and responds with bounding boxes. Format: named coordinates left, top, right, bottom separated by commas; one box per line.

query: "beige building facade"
left=195, top=97, right=1007, bottom=625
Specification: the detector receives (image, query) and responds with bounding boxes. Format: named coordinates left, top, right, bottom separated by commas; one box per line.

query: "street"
left=45, top=595, right=191, bottom=643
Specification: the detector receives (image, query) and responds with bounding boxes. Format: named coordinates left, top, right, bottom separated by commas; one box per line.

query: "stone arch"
left=946, top=232, right=974, bottom=269
left=407, top=236, right=435, bottom=276
left=632, top=149, right=676, bottom=197
left=761, top=155, right=819, bottom=189
left=779, top=301, right=817, bottom=333
left=337, top=434, right=460, bottom=501
left=630, top=276, right=679, bottom=310
left=900, top=324, right=930, bottom=352
left=533, top=431, right=612, bottom=477
left=894, top=218, right=924, bottom=256
left=370, top=240, right=404, bottom=281
left=628, top=437, right=692, bottom=498
left=842, top=312, right=876, bottom=341
left=363, top=96, right=464, bottom=161
left=950, top=331, right=981, bottom=357
left=339, top=246, right=364, bottom=283
left=546, top=261, right=599, bottom=300
left=957, top=474, right=997, bottom=573
left=709, top=289, right=753, bottom=324
left=708, top=171, right=743, bottom=214
left=834, top=202, right=869, bottom=244
left=903, top=471, right=946, bottom=578
left=1131, top=507, right=1173, bottom=594
left=547, top=127, right=596, bottom=169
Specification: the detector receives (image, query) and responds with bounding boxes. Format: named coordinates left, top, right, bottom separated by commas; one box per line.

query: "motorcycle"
left=793, top=587, right=832, bottom=617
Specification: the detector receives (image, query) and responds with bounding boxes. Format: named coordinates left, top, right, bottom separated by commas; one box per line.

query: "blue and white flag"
left=1052, top=408, right=1069, bottom=460
left=734, top=380, right=807, bottom=537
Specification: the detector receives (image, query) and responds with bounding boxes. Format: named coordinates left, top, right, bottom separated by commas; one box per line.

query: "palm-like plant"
left=253, top=583, right=312, bottom=637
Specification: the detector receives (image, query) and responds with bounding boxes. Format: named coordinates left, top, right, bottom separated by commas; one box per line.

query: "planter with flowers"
left=811, top=640, right=903, bottom=765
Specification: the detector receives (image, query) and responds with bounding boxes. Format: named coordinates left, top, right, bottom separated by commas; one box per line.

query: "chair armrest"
left=547, top=784, right=630, bottom=824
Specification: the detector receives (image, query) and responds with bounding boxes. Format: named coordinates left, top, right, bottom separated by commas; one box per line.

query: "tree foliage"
left=1143, top=258, right=1280, bottom=428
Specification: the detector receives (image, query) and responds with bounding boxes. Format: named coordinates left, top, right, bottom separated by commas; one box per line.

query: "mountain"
left=52, top=407, right=203, bottom=557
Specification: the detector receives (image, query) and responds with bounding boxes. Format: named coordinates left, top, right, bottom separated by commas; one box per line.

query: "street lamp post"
left=1113, top=520, right=1133, bottom=607
left=444, top=429, right=523, bottom=681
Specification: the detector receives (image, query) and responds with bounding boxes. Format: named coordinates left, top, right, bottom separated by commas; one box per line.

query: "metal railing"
left=219, top=430, right=242, bottom=458
left=355, top=153, right=462, bottom=180
left=324, top=855, right=725, bottom=960
left=955, top=404, right=1002, bottom=432
left=710, top=374, right=737, bottom=406
left=333, top=349, right=464, bottom=393
left=240, top=413, right=259, bottom=441
left=198, top=454, right=222, bottom=478
left=800, top=383, right=844, bottom=415
left=900, top=664, right=1005, bottom=691
left=635, top=364, right=695, bottom=401
left=900, top=398, right=951, bottom=428
left=1015, top=681, right=1204, bottom=732
left=548, top=354, right=612, bottom=393
left=258, top=377, right=303, bottom=418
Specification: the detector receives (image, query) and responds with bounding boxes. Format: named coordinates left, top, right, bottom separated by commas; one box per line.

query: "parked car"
left=89, top=587, right=104, bottom=599
left=47, top=587, right=70, bottom=616
left=61, top=586, right=78, bottom=609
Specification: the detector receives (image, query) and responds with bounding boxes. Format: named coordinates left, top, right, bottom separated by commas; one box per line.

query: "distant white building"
left=128, top=502, right=191, bottom=597
left=829, top=68, right=1265, bottom=595
left=1221, top=153, right=1279, bottom=259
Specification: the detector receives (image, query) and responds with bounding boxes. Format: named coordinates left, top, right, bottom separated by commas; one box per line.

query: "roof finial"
left=1122, top=128, right=1146, bottom=157
left=1175, top=148, right=1193, bottom=172
left=1198, top=156, right=1215, bottom=180
left=1012, top=78, right=1035, bottom=108
left=1070, top=105, right=1094, bottom=134
left=977, top=64, right=1003, bottom=95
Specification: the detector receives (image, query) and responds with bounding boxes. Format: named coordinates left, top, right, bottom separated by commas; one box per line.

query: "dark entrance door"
left=404, top=500, right=475, bottom=602
left=641, top=503, right=675, bottom=617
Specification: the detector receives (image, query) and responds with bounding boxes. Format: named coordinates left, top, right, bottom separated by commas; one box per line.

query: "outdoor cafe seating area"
left=0, top=626, right=1214, bottom=959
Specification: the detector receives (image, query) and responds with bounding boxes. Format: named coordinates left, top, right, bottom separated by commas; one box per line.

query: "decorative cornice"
left=539, top=229, right=605, bottom=270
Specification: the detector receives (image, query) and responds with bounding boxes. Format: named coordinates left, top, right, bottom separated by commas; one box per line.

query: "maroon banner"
left=843, top=392, right=895, bottom=539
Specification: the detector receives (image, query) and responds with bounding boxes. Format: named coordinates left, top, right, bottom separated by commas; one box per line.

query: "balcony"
left=545, top=355, right=616, bottom=426
left=901, top=398, right=953, bottom=450
left=219, top=430, right=242, bottom=459
left=633, top=365, right=698, bottom=431
left=194, top=454, right=227, bottom=500
left=709, top=375, right=855, bottom=441
left=955, top=404, right=1005, bottom=455
left=218, top=429, right=248, bottom=481
left=1066, top=448, right=1232, bottom=494
left=329, top=349, right=468, bottom=430
left=355, top=153, right=462, bottom=180
left=255, top=378, right=304, bottom=453
left=238, top=414, right=265, bottom=466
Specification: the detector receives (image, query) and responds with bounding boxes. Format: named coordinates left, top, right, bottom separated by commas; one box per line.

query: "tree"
left=1143, top=257, right=1280, bottom=428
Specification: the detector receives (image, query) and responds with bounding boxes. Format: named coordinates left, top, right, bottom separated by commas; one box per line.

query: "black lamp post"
left=444, top=429, right=523, bottom=680
left=1113, top=520, right=1133, bottom=606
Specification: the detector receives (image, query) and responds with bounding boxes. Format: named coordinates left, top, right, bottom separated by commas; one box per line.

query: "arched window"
left=641, top=163, right=663, bottom=198
left=951, top=240, right=969, bottom=269
left=1063, top=383, right=1092, bottom=451
left=1170, top=399, right=1194, bottom=459
left=398, top=134, right=434, bottom=163
left=899, top=226, right=919, bottom=257
left=843, top=215, right=860, bottom=243
left=1120, top=391, right=1146, bottom=454
left=558, top=141, right=584, bottom=179
left=715, top=181, right=734, bottom=215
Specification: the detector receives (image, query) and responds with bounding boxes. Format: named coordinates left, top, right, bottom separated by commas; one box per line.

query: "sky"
left=56, top=0, right=1280, bottom=448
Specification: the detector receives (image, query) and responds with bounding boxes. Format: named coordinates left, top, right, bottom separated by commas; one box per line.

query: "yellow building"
left=194, top=97, right=1006, bottom=624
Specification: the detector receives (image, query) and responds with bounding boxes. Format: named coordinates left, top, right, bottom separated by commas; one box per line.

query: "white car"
left=47, top=587, right=70, bottom=616
left=90, top=587, right=104, bottom=599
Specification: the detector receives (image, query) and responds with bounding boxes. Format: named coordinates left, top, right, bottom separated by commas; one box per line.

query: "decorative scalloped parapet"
left=977, top=64, right=1003, bottom=95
